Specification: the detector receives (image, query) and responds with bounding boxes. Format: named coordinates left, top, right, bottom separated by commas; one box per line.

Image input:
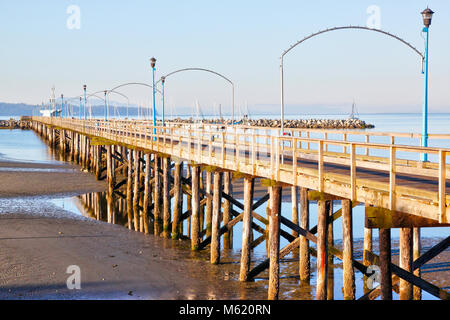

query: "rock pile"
left=0, top=119, right=30, bottom=129
left=170, top=117, right=374, bottom=129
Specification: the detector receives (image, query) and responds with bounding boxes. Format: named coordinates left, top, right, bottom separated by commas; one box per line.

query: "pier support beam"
left=316, top=200, right=330, bottom=300
left=291, top=186, right=299, bottom=256
left=400, top=227, right=413, bottom=300
left=191, top=165, right=201, bottom=251
left=342, top=199, right=355, bottom=300
left=95, top=145, right=102, bottom=180
left=268, top=185, right=281, bottom=300
left=163, top=156, right=171, bottom=238
left=379, top=228, right=393, bottom=300
left=154, top=154, right=162, bottom=235
left=239, top=176, right=254, bottom=280
left=172, top=161, right=183, bottom=239
left=126, top=149, right=133, bottom=230
left=133, top=150, right=141, bottom=232
left=59, top=130, right=65, bottom=153
left=142, top=153, right=151, bottom=234
left=211, top=171, right=223, bottom=264
left=327, top=200, right=334, bottom=300
left=223, top=172, right=233, bottom=249
left=186, top=165, right=192, bottom=238
left=413, top=228, right=422, bottom=300
left=205, top=171, right=212, bottom=238
left=299, top=187, right=310, bottom=282
left=106, top=145, right=115, bottom=224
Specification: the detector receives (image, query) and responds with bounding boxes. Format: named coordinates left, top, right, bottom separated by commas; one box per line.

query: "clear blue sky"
left=0, top=0, right=449, bottom=115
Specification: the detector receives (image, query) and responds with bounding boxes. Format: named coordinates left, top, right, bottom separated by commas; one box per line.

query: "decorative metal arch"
left=108, top=82, right=162, bottom=95
left=280, top=25, right=425, bottom=133
left=157, top=68, right=235, bottom=123
left=281, top=26, right=424, bottom=59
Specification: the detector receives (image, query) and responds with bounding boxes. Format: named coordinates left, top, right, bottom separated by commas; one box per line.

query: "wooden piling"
left=106, top=145, right=115, bottom=224
left=379, top=228, right=393, bottom=300
left=154, top=154, right=162, bottom=235
left=172, top=161, right=182, bottom=239
left=223, top=172, right=233, bottom=249
left=316, top=200, right=329, bottom=300
left=199, top=172, right=205, bottom=239
left=59, top=130, right=65, bottom=153
left=133, top=149, right=141, bottom=232
left=239, top=176, right=254, bottom=280
left=342, top=199, right=355, bottom=300
left=81, top=135, right=86, bottom=168
left=399, top=227, right=413, bottom=300
left=186, top=164, right=192, bottom=238
left=413, top=227, right=422, bottom=300
left=70, top=131, right=74, bottom=160
left=191, top=165, right=200, bottom=251
left=142, top=153, right=151, bottom=234
left=299, top=187, right=310, bottom=281
left=211, top=171, right=223, bottom=264
left=268, top=185, right=281, bottom=300
left=75, top=133, right=80, bottom=163
left=163, top=156, right=171, bottom=238
left=126, top=149, right=133, bottom=230
left=327, top=200, right=334, bottom=300
left=95, top=145, right=102, bottom=180
left=363, top=205, right=373, bottom=294
left=291, top=186, right=299, bottom=238
left=86, top=137, right=91, bottom=170
left=205, top=171, right=212, bottom=238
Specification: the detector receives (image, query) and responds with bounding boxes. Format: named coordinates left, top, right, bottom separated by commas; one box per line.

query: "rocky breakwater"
left=0, top=118, right=31, bottom=129
left=170, top=117, right=374, bottom=129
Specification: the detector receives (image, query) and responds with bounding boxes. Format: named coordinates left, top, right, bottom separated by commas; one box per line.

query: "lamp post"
left=161, top=76, right=166, bottom=126
left=421, top=7, right=434, bottom=162
left=104, top=90, right=108, bottom=121
left=79, top=97, right=82, bottom=120
left=83, top=85, right=87, bottom=120
left=150, top=57, right=157, bottom=137
left=61, top=94, right=64, bottom=118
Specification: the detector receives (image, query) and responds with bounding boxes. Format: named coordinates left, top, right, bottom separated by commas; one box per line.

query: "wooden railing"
left=33, top=117, right=449, bottom=223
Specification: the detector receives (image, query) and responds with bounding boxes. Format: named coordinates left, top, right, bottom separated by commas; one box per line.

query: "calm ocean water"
left=0, top=113, right=448, bottom=300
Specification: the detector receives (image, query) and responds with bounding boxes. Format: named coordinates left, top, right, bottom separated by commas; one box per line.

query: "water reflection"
left=63, top=191, right=447, bottom=300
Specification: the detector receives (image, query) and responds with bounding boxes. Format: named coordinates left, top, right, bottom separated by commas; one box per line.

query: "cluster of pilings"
left=29, top=120, right=449, bottom=301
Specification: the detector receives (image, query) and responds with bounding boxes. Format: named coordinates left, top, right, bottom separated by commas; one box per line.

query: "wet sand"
left=0, top=160, right=268, bottom=299
left=0, top=209, right=267, bottom=299
left=0, top=161, right=106, bottom=198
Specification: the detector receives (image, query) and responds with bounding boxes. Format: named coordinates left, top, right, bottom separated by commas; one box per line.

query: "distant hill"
left=0, top=103, right=37, bottom=116
left=0, top=102, right=160, bottom=117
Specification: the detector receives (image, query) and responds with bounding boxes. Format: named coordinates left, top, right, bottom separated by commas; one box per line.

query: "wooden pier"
left=29, top=116, right=450, bottom=300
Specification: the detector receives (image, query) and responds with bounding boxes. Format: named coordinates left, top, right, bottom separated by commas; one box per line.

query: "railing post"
left=221, top=131, right=225, bottom=168
left=365, top=135, right=369, bottom=156
left=439, top=150, right=447, bottom=223
left=292, top=137, right=297, bottom=185
left=350, top=143, right=356, bottom=201
left=389, top=146, right=396, bottom=211
left=252, top=130, right=256, bottom=175
left=318, top=140, right=324, bottom=192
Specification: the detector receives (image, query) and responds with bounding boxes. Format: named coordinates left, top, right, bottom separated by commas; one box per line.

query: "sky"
left=0, top=0, right=449, bottom=115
